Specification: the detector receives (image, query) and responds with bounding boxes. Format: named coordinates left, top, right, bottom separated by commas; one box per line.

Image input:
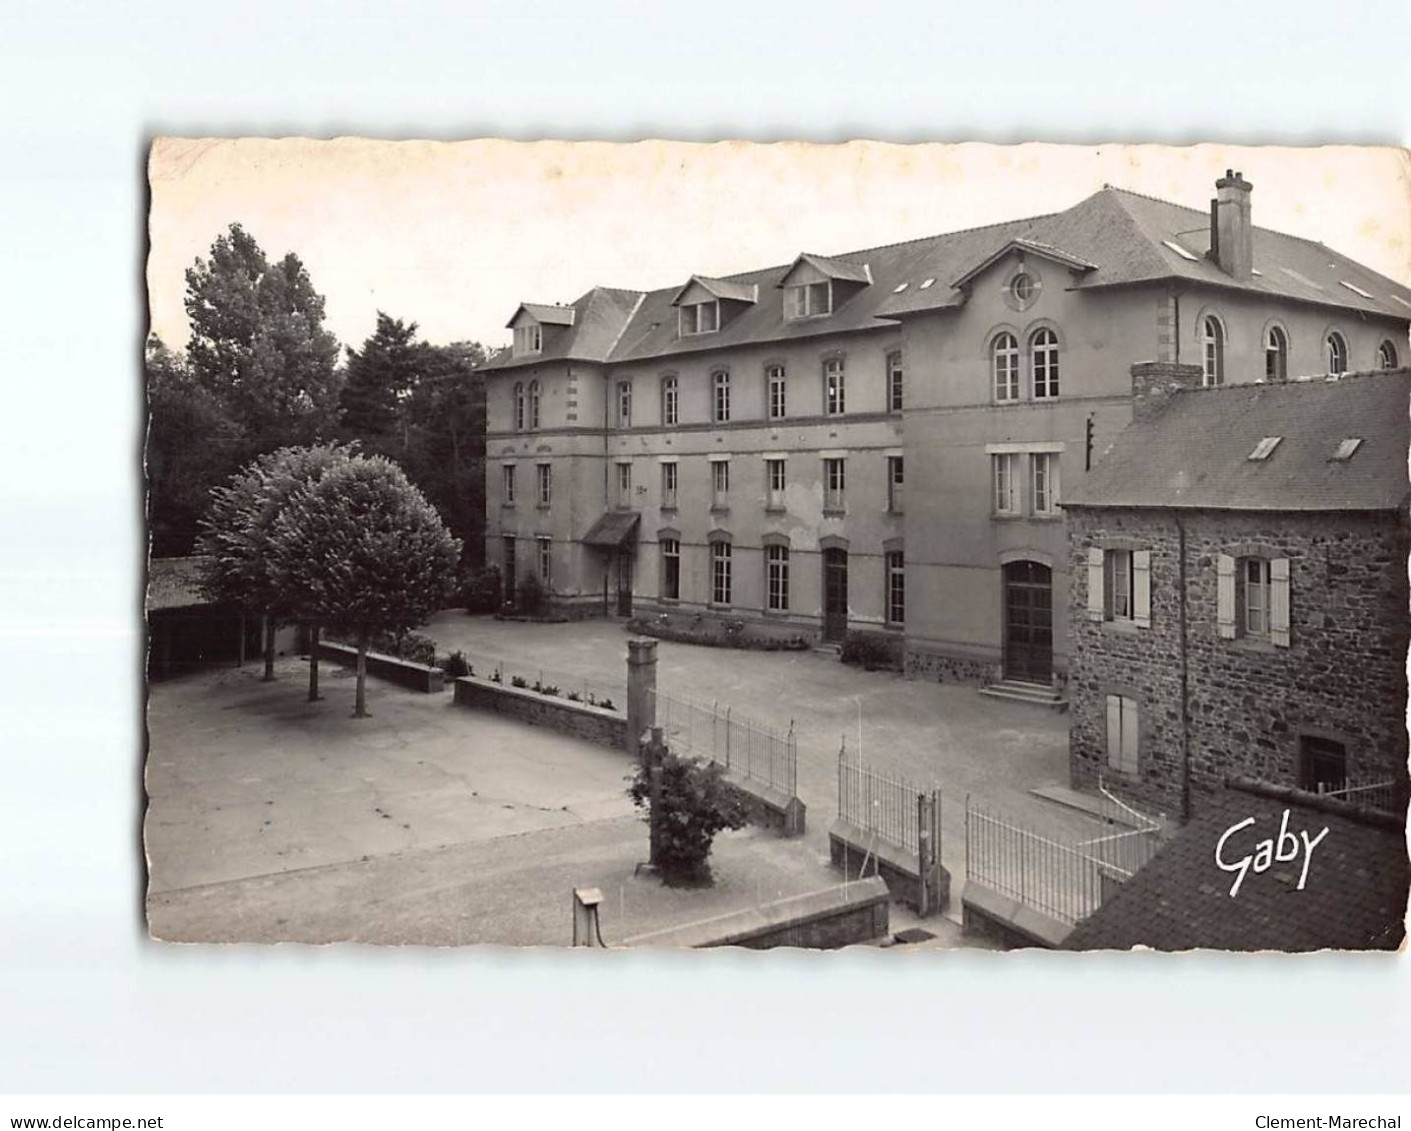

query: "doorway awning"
left=582, top=510, right=640, bottom=548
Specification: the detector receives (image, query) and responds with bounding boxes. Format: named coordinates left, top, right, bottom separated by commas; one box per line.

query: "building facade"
left=1064, top=365, right=1411, bottom=819
left=482, top=173, right=1411, bottom=687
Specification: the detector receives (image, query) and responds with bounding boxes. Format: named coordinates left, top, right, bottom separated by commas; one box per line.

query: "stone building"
left=481, top=173, right=1411, bottom=690
left=1063, top=364, right=1410, bottom=819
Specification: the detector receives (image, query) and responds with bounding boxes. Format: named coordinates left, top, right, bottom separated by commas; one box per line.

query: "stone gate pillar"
left=626, top=638, right=658, bottom=760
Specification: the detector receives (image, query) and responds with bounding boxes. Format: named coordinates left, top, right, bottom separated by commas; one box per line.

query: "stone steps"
left=978, top=679, right=1069, bottom=712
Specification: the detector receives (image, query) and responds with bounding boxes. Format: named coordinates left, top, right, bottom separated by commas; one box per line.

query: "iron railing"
left=837, top=745, right=934, bottom=855
left=650, top=688, right=798, bottom=798
left=1316, top=778, right=1406, bottom=814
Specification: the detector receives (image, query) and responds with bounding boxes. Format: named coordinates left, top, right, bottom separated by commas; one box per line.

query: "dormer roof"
left=506, top=302, right=577, bottom=329
left=669, top=275, right=759, bottom=306
left=778, top=252, right=873, bottom=287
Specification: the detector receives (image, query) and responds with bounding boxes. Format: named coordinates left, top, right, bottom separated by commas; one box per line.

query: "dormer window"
left=679, top=300, right=720, bottom=336
left=514, top=323, right=542, bottom=356
left=785, top=281, right=832, bottom=320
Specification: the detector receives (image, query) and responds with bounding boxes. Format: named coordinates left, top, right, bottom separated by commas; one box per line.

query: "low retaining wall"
left=828, top=820, right=949, bottom=916
left=621, top=876, right=890, bottom=949
left=721, top=769, right=806, bottom=837
left=453, top=675, right=627, bottom=750
left=317, top=641, right=445, bottom=693
left=960, top=882, right=1072, bottom=949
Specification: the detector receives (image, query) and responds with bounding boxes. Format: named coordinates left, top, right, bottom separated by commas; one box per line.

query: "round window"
left=1004, top=270, right=1041, bottom=311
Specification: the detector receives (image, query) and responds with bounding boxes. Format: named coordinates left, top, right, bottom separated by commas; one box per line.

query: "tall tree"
left=338, top=313, right=425, bottom=437
left=268, top=454, right=461, bottom=717
left=184, top=223, right=342, bottom=449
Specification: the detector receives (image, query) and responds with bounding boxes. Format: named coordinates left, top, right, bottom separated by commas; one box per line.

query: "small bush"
left=516, top=572, right=547, bottom=615
left=490, top=670, right=502, bottom=683
left=511, top=675, right=529, bottom=689
left=541, top=684, right=560, bottom=698
left=441, top=651, right=471, bottom=679
left=462, top=566, right=504, bottom=614
left=566, top=691, right=582, bottom=702
left=600, top=698, right=616, bottom=712
left=839, top=631, right=901, bottom=671
left=627, top=748, right=749, bottom=885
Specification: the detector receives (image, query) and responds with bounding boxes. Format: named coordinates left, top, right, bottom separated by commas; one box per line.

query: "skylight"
left=1162, top=239, right=1199, bottom=262
left=1340, top=280, right=1374, bottom=299
left=1250, top=268, right=1263, bottom=277
left=1248, top=436, right=1283, bottom=461
left=1331, top=438, right=1363, bottom=462
left=1392, top=295, right=1411, bottom=310
left=920, top=277, right=936, bottom=289
left=1281, top=267, right=1324, bottom=291
left=893, top=282, right=909, bottom=294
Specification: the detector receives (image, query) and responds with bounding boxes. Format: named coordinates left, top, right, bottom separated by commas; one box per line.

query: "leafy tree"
left=338, top=313, right=425, bottom=437
left=184, top=223, right=342, bottom=448
left=145, top=334, right=243, bottom=556
left=627, top=748, right=749, bottom=886
left=268, top=453, right=461, bottom=717
left=196, top=444, right=354, bottom=690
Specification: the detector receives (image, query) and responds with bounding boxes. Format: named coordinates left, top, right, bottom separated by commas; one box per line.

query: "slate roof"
left=146, top=555, right=214, bottom=612
left=1064, top=367, right=1411, bottom=512
left=669, top=275, right=759, bottom=305
left=1063, top=788, right=1408, bottom=952
left=483, top=287, right=644, bottom=371
left=508, top=302, right=576, bottom=328
left=484, top=185, right=1411, bottom=373
left=581, top=510, right=640, bottom=547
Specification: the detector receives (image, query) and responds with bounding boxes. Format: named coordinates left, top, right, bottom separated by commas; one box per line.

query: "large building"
left=1064, top=365, right=1410, bottom=819
left=481, top=173, right=1411, bottom=688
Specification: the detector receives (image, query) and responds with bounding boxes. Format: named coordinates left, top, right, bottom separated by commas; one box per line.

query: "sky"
left=146, top=140, right=1411, bottom=355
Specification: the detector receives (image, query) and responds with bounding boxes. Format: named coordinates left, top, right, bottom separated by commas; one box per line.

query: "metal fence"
left=452, top=652, right=625, bottom=710
left=965, top=788, right=1167, bottom=927
left=1317, top=778, right=1406, bottom=814
left=837, top=744, right=935, bottom=855
left=650, top=688, right=798, bottom=798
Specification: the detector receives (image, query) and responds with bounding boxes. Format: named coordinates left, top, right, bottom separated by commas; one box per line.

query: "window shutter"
left=1120, top=697, right=1139, bottom=772
left=1087, top=547, right=1105, bottom=621
left=1270, top=557, right=1291, bottom=647
left=1133, top=550, right=1152, bottom=629
left=1105, top=694, right=1122, bottom=768
left=1216, top=554, right=1236, bottom=639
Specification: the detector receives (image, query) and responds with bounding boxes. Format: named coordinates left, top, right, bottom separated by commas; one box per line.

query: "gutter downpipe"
left=1176, top=511, right=1192, bottom=822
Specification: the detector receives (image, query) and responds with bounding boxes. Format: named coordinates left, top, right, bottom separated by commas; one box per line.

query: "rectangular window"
left=711, top=542, right=732, bottom=606
left=660, top=462, right=678, bottom=508
left=785, top=281, right=831, bottom=319
left=528, top=382, right=540, bottom=430
left=536, top=536, right=551, bottom=586
left=886, top=550, right=905, bottom=626
left=536, top=463, right=551, bottom=507
left=765, top=458, right=786, bottom=510
left=824, top=357, right=846, bottom=415
left=766, top=544, right=789, bottom=612
left=661, top=538, right=681, bottom=601
left=887, top=456, right=904, bottom=513
left=616, top=381, right=632, bottom=429
left=513, top=324, right=541, bottom=356
left=823, top=457, right=846, bottom=512
left=887, top=351, right=904, bottom=412
left=1106, top=694, right=1139, bottom=774
left=1299, top=736, right=1348, bottom=795
left=502, top=465, right=516, bottom=505
left=1244, top=557, right=1271, bottom=638
left=679, top=301, right=720, bottom=336
left=661, top=376, right=678, bottom=426
left=992, top=453, right=1018, bottom=515
left=616, top=462, right=632, bottom=508
left=711, top=459, right=730, bottom=508
left=767, top=364, right=787, bottom=419
left=1106, top=549, right=1134, bottom=621
left=713, top=370, right=731, bottom=423
left=1032, top=452, right=1059, bottom=515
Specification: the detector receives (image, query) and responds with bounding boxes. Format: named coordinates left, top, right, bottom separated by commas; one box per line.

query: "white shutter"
left=1105, top=694, right=1122, bottom=768
left=1270, top=557, right=1291, bottom=647
left=1216, top=554, right=1237, bottom=639
left=1120, top=697, right=1139, bottom=773
left=1133, top=550, right=1152, bottom=629
left=1087, top=546, right=1105, bottom=621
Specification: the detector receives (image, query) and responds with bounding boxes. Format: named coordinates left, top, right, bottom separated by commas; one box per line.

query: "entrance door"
left=823, top=548, right=849, bottom=643
left=502, top=537, right=516, bottom=604
left=1003, top=560, right=1053, bottom=683
left=615, top=550, right=633, bottom=617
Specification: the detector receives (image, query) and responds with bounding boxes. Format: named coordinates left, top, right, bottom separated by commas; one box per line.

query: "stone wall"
left=621, top=876, right=890, bottom=949
left=316, top=641, right=445, bottom=693
left=453, top=675, right=627, bottom=750
left=904, top=646, right=1000, bottom=686
left=1067, top=508, right=1410, bottom=817
left=828, top=820, right=950, bottom=915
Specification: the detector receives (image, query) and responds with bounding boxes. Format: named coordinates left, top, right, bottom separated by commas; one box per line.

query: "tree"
left=196, top=444, right=354, bottom=689
left=627, top=746, right=749, bottom=886
left=268, top=453, right=461, bottom=717
left=338, top=313, right=425, bottom=437
left=184, top=223, right=342, bottom=449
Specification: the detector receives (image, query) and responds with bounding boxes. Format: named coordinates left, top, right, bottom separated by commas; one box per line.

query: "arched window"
left=1326, top=331, right=1348, bottom=375
left=513, top=382, right=525, bottom=431
left=992, top=332, right=1020, bottom=402
left=528, top=381, right=540, bottom=429
left=1201, top=315, right=1225, bottom=387
left=1264, top=326, right=1288, bottom=382
left=1030, top=327, right=1060, bottom=399
left=1377, top=340, right=1399, bottom=370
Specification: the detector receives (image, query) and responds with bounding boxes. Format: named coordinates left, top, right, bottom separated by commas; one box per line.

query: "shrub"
left=627, top=747, right=749, bottom=885
left=511, top=675, right=529, bottom=689
left=540, top=684, right=560, bottom=698
left=461, top=566, right=503, bottom=614
left=839, top=631, right=901, bottom=671
left=566, top=691, right=581, bottom=702
left=517, top=572, right=547, bottom=615
left=441, top=651, right=470, bottom=679
left=600, top=698, right=616, bottom=712
left=336, top=629, right=438, bottom=666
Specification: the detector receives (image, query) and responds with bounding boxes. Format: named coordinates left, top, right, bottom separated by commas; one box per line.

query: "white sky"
left=147, top=140, right=1411, bottom=355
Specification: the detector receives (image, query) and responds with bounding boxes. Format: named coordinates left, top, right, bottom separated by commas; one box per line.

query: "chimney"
left=1131, top=361, right=1204, bottom=422
left=1209, top=169, right=1253, bottom=279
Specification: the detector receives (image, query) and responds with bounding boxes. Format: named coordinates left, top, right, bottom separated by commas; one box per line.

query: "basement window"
left=1331, top=438, right=1363, bottom=462
left=1248, top=436, right=1282, bottom=461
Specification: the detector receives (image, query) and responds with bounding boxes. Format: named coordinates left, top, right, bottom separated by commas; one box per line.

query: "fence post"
left=645, top=726, right=666, bottom=868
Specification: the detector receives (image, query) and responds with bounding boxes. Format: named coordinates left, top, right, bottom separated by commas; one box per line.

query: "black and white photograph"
left=142, top=140, right=1410, bottom=952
